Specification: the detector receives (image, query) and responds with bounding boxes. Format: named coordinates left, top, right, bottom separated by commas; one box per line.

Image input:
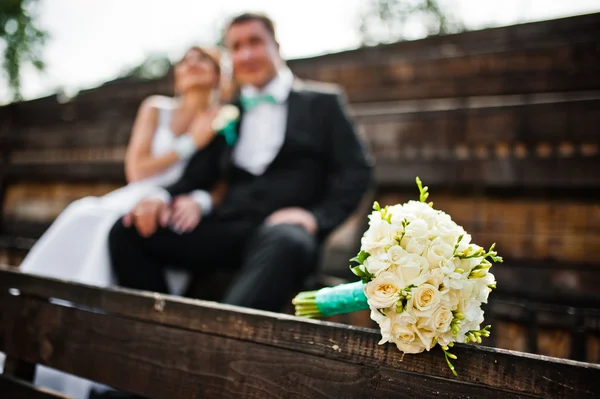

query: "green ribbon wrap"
left=315, top=281, right=369, bottom=317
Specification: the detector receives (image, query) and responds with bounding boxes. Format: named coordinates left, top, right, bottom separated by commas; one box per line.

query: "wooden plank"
left=0, top=375, right=71, bottom=399
left=1, top=267, right=599, bottom=398
left=375, top=158, right=600, bottom=188
left=5, top=162, right=125, bottom=182
left=1, top=295, right=531, bottom=399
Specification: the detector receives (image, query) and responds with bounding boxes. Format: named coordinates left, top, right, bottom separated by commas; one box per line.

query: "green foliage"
left=358, top=0, right=464, bottom=46
left=0, top=0, right=47, bottom=101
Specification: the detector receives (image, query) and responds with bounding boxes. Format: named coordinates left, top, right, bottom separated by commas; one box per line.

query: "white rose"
left=413, top=283, right=441, bottom=312
left=363, top=254, right=391, bottom=276
left=405, top=218, right=429, bottom=239
left=426, top=237, right=455, bottom=268
left=396, top=254, right=428, bottom=286
left=433, top=217, right=464, bottom=244
left=365, top=272, right=402, bottom=309
left=405, top=237, right=428, bottom=256
left=361, top=212, right=395, bottom=252
left=387, top=245, right=408, bottom=264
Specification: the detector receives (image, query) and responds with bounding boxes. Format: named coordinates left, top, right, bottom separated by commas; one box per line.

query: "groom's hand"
left=266, top=207, right=318, bottom=235
left=169, top=195, right=202, bottom=233
left=123, top=198, right=171, bottom=237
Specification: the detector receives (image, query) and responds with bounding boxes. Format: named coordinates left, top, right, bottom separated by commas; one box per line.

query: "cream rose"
left=431, top=307, right=453, bottom=333
left=413, top=283, right=441, bottom=312
left=365, top=272, right=402, bottom=309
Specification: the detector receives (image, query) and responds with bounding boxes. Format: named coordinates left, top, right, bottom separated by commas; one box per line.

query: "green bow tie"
left=240, top=93, right=277, bottom=111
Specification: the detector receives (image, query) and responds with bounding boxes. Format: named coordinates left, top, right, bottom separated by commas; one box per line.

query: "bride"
left=15, top=45, right=227, bottom=399
left=19, top=45, right=226, bottom=293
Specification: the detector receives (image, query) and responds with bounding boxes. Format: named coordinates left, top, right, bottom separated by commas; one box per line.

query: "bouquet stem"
left=293, top=281, right=369, bottom=318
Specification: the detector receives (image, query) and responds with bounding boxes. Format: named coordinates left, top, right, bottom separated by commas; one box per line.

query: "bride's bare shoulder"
left=140, top=95, right=176, bottom=111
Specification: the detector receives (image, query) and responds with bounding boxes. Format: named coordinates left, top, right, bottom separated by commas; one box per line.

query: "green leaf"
left=350, top=250, right=371, bottom=265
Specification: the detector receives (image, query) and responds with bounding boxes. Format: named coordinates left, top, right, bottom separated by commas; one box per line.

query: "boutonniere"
left=212, top=105, right=240, bottom=146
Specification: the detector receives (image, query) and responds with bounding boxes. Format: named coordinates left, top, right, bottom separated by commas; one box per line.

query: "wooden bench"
left=1, top=265, right=599, bottom=399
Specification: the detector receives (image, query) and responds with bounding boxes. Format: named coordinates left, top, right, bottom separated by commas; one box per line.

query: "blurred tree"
left=0, top=0, right=47, bottom=101
left=358, top=0, right=464, bottom=46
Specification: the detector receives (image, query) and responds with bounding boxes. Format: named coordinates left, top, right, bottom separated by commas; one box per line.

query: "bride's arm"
left=125, top=102, right=220, bottom=183
left=125, top=97, right=181, bottom=183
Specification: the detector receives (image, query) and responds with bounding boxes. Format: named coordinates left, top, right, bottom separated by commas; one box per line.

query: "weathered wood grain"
left=1, top=294, right=533, bottom=399
left=1, top=266, right=599, bottom=398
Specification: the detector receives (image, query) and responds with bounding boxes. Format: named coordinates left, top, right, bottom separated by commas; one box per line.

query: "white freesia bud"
left=366, top=272, right=402, bottom=309
left=211, top=105, right=240, bottom=131
left=413, top=283, right=441, bottom=312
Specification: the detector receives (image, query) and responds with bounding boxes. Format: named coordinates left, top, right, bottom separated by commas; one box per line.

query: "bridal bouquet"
left=293, top=178, right=501, bottom=375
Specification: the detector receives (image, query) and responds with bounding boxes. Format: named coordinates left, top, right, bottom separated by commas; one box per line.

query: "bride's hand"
left=188, top=107, right=221, bottom=148
left=123, top=198, right=171, bottom=237
left=169, top=195, right=202, bottom=233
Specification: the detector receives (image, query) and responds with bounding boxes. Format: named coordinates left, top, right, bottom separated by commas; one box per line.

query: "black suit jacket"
left=165, top=79, right=373, bottom=239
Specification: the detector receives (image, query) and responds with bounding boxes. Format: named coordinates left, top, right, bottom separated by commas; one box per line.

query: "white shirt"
left=233, top=67, right=293, bottom=175
left=153, top=67, right=294, bottom=216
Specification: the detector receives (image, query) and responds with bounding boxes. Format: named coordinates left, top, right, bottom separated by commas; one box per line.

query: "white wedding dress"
left=6, top=96, right=193, bottom=398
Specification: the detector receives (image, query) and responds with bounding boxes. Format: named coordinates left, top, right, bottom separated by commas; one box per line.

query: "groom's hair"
left=225, top=12, right=277, bottom=41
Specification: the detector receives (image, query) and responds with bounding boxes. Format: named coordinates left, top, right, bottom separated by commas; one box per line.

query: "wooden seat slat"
left=1, top=266, right=599, bottom=398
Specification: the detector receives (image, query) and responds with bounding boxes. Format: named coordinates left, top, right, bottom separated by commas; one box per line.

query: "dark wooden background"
left=1, top=13, right=599, bottom=364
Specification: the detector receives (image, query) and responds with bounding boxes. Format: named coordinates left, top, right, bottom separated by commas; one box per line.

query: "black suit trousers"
left=108, top=218, right=318, bottom=312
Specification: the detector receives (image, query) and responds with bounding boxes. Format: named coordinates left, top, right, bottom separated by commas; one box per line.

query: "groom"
left=109, top=13, right=372, bottom=312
